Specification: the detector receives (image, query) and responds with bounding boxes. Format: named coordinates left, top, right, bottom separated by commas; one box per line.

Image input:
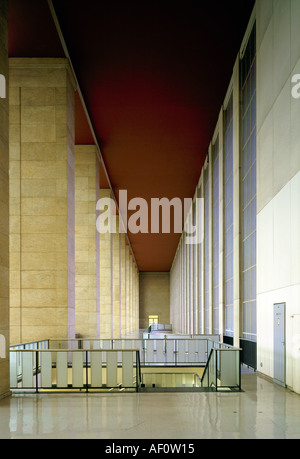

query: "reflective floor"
left=1, top=371, right=300, bottom=439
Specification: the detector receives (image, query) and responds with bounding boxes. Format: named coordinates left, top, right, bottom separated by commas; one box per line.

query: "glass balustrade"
left=10, top=336, right=241, bottom=393
left=10, top=348, right=141, bottom=393
left=201, top=343, right=241, bottom=391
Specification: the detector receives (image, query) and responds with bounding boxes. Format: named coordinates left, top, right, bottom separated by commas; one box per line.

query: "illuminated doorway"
left=148, top=315, right=159, bottom=326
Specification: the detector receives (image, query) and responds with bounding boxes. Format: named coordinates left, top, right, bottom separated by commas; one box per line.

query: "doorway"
left=149, top=315, right=159, bottom=326
left=274, top=303, right=286, bottom=387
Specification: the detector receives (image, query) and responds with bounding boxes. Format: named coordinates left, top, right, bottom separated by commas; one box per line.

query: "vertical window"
left=224, top=93, right=234, bottom=337
left=240, top=24, right=257, bottom=342
left=197, top=187, right=203, bottom=334
left=212, top=136, right=219, bottom=335
left=204, top=165, right=210, bottom=334
left=193, top=200, right=197, bottom=333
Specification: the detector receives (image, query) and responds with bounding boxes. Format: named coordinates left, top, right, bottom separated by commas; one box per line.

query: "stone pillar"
left=9, top=58, right=76, bottom=343
left=112, top=216, right=120, bottom=338
left=0, top=0, right=10, bottom=400
left=120, top=233, right=126, bottom=337
left=75, top=145, right=100, bottom=338
left=125, top=244, right=130, bottom=335
left=134, top=264, right=139, bottom=332
left=99, top=189, right=112, bottom=338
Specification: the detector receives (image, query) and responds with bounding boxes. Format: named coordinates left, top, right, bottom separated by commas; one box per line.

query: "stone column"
left=9, top=58, right=76, bottom=343
left=134, top=264, right=139, bottom=332
left=0, top=0, right=10, bottom=400
left=112, top=216, right=120, bottom=338
left=75, top=145, right=100, bottom=338
left=99, top=189, right=112, bottom=338
left=120, top=233, right=126, bottom=337
left=125, top=244, right=130, bottom=335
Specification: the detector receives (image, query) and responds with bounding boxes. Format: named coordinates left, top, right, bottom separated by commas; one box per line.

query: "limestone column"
left=99, top=189, right=112, bottom=338
left=0, top=0, right=10, bottom=400
left=120, top=233, right=126, bottom=337
left=112, top=215, right=120, bottom=338
left=133, top=265, right=137, bottom=332
left=199, top=170, right=205, bottom=334
left=129, top=252, right=133, bottom=333
left=75, top=145, right=100, bottom=338
left=9, top=58, right=76, bottom=343
left=125, top=244, right=130, bottom=335
left=134, top=264, right=139, bottom=332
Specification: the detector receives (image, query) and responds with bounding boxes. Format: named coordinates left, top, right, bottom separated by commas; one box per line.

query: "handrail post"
left=216, top=350, right=218, bottom=392
left=136, top=350, right=141, bottom=392
left=239, top=349, right=241, bottom=391
left=86, top=350, right=88, bottom=393
left=35, top=351, right=39, bottom=393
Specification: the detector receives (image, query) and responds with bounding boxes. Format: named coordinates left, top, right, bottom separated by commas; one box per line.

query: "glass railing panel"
left=90, top=350, right=102, bottom=387
left=72, top=351, right=84, bottom=388
left=218, top=349, right=241, bottom=389
left=166, top=339, right=175, bottom=364
left=201, top=349, right=217, bottom=390
left=56, top=351, right=68, bottom=388
left=122, top=351, right=134, bottom=387
left=22, top=351, right=34, bottom=388
left=40, top=351, right=52, bottom=388
left=10, top=351, right=18, bottom=388
left=106, top=351, right=117, bottom=387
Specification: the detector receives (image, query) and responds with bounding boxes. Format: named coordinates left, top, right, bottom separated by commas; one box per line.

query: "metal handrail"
left=200, top=345, right=242, bottom=391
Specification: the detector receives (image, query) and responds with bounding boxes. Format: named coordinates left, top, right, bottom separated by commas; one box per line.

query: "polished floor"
left=1, top=370, right=300, bottom=439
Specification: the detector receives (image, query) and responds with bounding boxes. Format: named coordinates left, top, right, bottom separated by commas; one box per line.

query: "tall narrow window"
left=224, top=93, right=234, bottom=337
left=197, top=186, right=203, bottom=334
left=193, top=200, right=197, bottom=333
left=212, top=136, right=219, bottom=335
left=204, top=165, right=210, bottom=334
left=240, top=24, right=257, bottom=342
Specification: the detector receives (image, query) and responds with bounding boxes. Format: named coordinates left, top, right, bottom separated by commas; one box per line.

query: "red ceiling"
left=8, top=0, right=255, bottom=272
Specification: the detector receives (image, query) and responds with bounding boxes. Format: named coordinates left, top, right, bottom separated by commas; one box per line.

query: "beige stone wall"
left=75, top=145, right=99, bottom=338
left=0, top=0, right=10, bottom=400
left=9, top=58, right=76, bottom=344
left=139, top=272, right=170, bottom=330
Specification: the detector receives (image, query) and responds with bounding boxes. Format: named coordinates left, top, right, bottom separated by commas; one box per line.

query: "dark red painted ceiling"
left=8, top=0, right=255, bottom=272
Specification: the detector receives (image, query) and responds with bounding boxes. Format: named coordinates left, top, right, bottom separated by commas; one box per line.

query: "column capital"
left=9, top=57, right=77, bottom=90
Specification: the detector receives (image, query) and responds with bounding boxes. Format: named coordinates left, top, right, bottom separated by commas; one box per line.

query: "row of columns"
left=8, top=57, right=139, bottom=345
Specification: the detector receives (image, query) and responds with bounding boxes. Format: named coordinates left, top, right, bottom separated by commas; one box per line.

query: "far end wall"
left=139, top=273, right=170, bottom=330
